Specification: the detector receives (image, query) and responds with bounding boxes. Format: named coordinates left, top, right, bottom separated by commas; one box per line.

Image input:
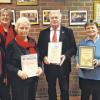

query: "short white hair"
left=15, top=17, right=30, bottom=32
left=49, top=10, right=62, bottom=20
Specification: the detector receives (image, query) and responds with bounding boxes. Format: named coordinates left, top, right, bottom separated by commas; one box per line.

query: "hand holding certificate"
left=21, top=54, right=38, bottom=77
left=48, top=42, right=62, bottom=64
left=79, top=46, right=95, bottom=69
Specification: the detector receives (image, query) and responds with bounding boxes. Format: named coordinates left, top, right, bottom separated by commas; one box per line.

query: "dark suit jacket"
left=37, top=26, right=77, bottom=74
left=6, top=39, right=42, bottom=79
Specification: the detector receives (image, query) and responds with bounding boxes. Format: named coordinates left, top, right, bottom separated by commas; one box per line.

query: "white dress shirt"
left=50, top=26, right=60, bottom=42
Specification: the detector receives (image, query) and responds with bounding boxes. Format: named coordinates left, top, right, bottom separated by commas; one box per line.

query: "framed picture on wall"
left=0, top=0, right=11, bottom=3
left=43, top=10, right=60, bottom=25
left=94, top=1, right=100, bottom=26
left=69, top=10, right=87, bottom=25
left=11, top=10, right=16, bottom=25
left=20, top=10, right=38, bottom=24
left=17, top=0, right=38, bottom=5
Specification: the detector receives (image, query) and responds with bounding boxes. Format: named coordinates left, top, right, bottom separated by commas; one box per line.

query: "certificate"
left=79, top=46, right=95, bottom=69
left=48, top=42, right=62, bottom=64
left=21, top=54, right=38, bottom=77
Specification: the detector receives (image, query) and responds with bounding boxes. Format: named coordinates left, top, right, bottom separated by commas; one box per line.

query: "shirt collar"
left=50, top=26, right=60, bottom=31
left=85, top=34, right=100, bottom=42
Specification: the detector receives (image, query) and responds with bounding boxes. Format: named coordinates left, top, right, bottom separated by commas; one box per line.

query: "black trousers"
left=10, top=76, right=38, bottom=100
left=79, top=77, right=100, bottom=100
left=44, top=65, right=69, bottom=100
left=0, top=78, right=11, bottom=100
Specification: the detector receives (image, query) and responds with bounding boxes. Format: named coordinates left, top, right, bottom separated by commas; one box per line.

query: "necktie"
left=0, top=51, right=2, bottom=75
left=52, top=30, right=57, bottom=42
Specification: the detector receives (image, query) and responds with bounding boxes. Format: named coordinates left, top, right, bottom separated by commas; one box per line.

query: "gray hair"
left=0, top=8, right=12, bottom=17
left=49, top=10, right=62, bottom=20
left=15, top=17, right=31, bottom=32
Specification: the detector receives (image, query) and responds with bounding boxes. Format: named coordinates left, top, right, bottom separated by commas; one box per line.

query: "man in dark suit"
left=37, top=10, right=77, bottom=100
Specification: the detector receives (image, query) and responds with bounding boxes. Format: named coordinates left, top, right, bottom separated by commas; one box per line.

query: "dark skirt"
left=11, top=76, right=38, bottom=100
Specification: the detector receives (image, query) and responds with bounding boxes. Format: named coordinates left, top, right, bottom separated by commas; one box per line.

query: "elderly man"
left=37, top=10, right=77, bottom=100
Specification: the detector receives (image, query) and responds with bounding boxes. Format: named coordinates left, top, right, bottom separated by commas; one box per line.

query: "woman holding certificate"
left=6, top=17, right=43, bottom=100
left=75, top=20, right=100, bottom=100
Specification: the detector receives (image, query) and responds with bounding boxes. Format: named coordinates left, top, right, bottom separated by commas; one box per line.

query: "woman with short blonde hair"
left=6, top=17, right=43, bottom=100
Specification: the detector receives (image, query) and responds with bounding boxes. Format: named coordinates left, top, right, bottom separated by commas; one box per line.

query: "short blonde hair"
left=15, top=17, right=31, bottom=32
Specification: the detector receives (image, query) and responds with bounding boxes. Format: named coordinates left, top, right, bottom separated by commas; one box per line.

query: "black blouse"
left=6, top=39, right=42, bottom=77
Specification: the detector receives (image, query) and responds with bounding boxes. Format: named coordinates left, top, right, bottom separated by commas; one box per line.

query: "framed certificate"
left=94, top=1, right=100, bottom=26
left=21, top=54, right=38, bottom=77
left=48, top=42, right=62, bottom=64
left=79, top=46, right=95, bottom=69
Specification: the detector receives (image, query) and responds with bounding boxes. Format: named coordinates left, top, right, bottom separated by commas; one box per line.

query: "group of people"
left=0, top=8, right=100, bottom=100
left=0, top=8, right=42, bottom=100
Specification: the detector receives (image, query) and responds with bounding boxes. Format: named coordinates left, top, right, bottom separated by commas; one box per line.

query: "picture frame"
left=20, top=10, right=38, bottom=25
left=69, top=10, right=87, bottom=25
left=0, top=0, right=11, bottom=3
left=94, top=1, right=100, bottom=26
left=17, top=0, right=38, bottom=6
left=79, top=46, right=95, bottom=69
left=11, top=10, right=16, bottom=25
left=43, top=10, right=60, bottom=25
